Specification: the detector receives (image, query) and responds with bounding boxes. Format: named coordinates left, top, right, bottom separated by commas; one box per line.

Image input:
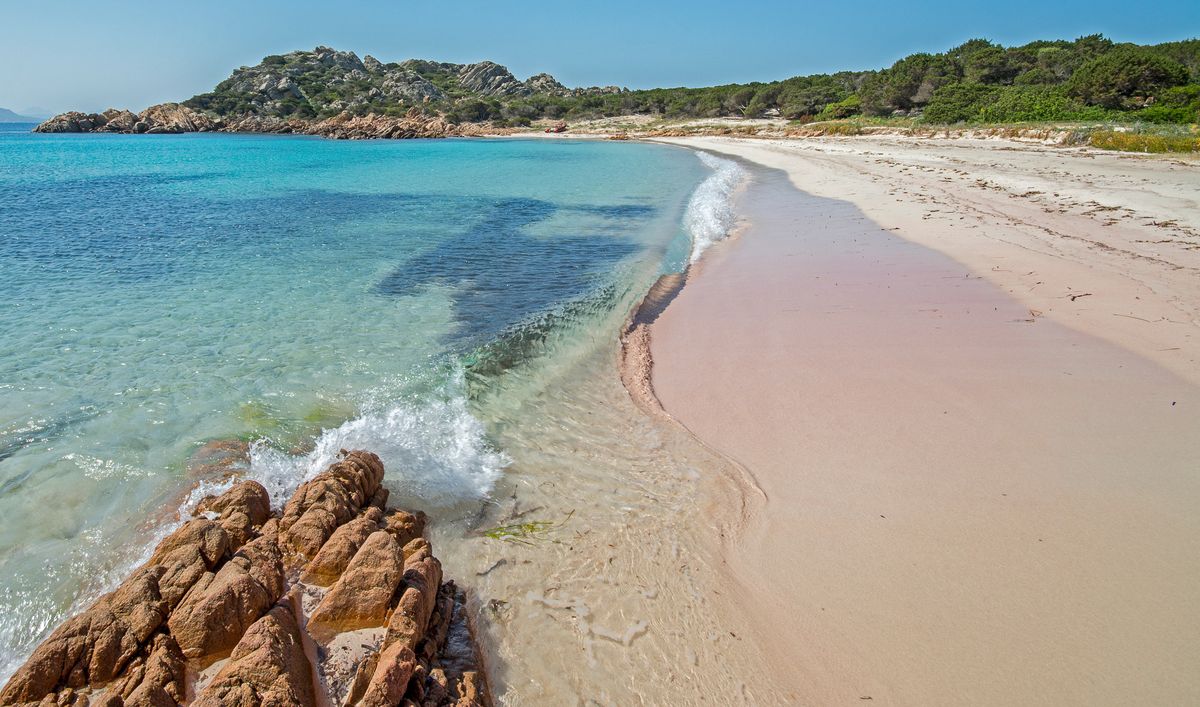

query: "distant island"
left=0, top=107, right=44, bottom=123
left=34, top=35, right=1200, bottom=142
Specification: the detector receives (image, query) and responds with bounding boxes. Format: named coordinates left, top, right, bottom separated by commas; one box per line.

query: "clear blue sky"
left=2, top=0, right=1197, bottom=114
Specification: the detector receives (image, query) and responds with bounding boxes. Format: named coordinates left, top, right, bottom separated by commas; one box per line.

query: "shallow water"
left=0, top=124, right=747, bottom=690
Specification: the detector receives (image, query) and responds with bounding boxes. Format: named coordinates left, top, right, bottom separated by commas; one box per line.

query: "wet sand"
left=647, top=141, right=1200, bottom=704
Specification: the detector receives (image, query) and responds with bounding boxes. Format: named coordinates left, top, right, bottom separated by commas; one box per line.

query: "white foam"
left=684, top=151, right=748, bottom=262
left=233, top=368, right=505, bottom=511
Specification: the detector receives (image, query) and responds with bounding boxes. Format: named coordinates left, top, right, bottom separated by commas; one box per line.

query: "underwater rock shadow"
left=377, top=197, right=651, bottom=345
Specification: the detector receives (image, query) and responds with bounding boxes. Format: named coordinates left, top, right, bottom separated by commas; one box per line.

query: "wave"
left=189, top=368, right=506, bottom=514
left=683, top=151, right=748, bottom=262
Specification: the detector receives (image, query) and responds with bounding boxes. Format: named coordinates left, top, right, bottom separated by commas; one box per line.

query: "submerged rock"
left=1, top=451, right=490, bottom=707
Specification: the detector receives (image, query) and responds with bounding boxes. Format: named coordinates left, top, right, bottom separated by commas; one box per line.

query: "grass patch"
left=1088, top=129, right=1200, bottom=153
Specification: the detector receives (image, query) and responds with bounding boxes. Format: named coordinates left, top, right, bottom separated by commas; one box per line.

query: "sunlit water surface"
left=0, top=124, right=745, bottom=693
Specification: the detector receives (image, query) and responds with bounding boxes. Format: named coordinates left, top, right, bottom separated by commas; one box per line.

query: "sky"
left=1, top=0, right=1197, bottom=114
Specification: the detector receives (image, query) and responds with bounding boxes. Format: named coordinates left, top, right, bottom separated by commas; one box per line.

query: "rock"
left=385, top=539, right=442, bottom=650
left=221, top=115, right=305, bottom=134
left=146, top=518, right=230, bottom=609
left=167, top=532, right=284, bottom=659
left=104, top=632, right=186, bottom=707
left=357, top=642, right=417, bottom=707
left=304, top=110, right=466, bottom=140
left=454, top=671, right=487, bottom=706
left=278, top=450, right=384, bottom=558
left=186, top=439, right=250, bottom=479
left=384, top=508, right=426, bottom=548
left=524, top=73, right=569, bottom=96
left=1, top=451, right=491, bottom=707
left=192, top=601, right=316, bottom=707
left=138, top=103, right=215, bottom=133
left=456, top=61, right=530, bottom=97
left=195, top=480, right=271, bottom=550
left=34, top=103, right=216, bottom=135
left=34, top=111, right=108, bottom=133
left=98, top=109, right=138, bottom=133
left=309, top=530, right=404, bottom=633
left=301, top=508, right=382, bottom=585
left=0, top=566, right=168, bottom=703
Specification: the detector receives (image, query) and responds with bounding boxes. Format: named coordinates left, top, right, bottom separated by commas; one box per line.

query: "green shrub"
left=1137, top=84, right=1200, bottom=123
left=815, top=95, right=862, bottom=120
left=1068, top=46, right=1189, bottom=108
left=977, top=85, right=1110, bottom=122
left=922, top=84, right=996, bottom=122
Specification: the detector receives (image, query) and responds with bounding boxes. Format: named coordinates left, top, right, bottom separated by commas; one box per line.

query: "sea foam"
left=194, top=369, right=506, bottom=513
left=683, top=151, right=748, bottom=262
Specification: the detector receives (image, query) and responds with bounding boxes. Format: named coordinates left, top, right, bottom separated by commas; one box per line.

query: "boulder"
left=103, top=632, right=187, bottom=707
left=457, top=62, right=531, bottom=98
left=192, top=601, right=316, bottom=707
left=524, top=73, right=570, bottom=97
left=167, top=532, right=284, bottom=659
left=145, top=518, right=230, bottom=609
left=278, top=450, right=383, bottom=558
left=357, top=642, right=417, bottom=707
left=384, top=508, right=426, bottom=548
left=309, top=530, right=404, bottom=633
left=385, top=538, right=442, bottom=650
left=300, top=508, right=382, bottom=585
left=195, top=480, right=271, bottom=550
left=98, top=109, right=138, bottom=133
left=138, top=103, right=215, bottom=133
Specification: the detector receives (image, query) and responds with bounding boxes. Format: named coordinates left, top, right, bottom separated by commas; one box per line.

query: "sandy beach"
left=645, top=136, right=1200, bottom=704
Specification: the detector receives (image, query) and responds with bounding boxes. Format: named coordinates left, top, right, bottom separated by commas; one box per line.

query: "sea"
left=0, top=122, right=745, bottom=682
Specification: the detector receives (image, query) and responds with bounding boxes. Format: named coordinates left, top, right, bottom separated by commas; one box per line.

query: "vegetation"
left=1088, top=128, right=1200, bottom=153
left=184, top=36, right=1200, bottom=130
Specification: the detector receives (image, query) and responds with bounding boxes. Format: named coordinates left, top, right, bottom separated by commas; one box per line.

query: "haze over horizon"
left=1, top=0, right=1197, bottom=114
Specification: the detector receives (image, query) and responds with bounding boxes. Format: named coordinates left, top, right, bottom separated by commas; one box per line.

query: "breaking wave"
left=683, top=151, right=747, bottom=262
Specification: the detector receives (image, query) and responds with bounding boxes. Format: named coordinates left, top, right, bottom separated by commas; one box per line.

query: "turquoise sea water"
left=0, top=124, right=737, bottom=677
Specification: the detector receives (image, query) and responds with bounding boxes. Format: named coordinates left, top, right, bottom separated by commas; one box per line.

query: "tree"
left=1068, top=46, right=1189, bottom=108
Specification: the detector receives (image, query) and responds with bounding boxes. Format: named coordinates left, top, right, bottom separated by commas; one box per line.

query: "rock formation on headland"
left=34, top=104, right=498, bottom=140
left=34, top=45, right=625, bottom=140
left=0, top=450, right=489, bottom=707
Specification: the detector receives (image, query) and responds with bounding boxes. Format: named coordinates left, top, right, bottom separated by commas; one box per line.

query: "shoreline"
left=638, top=137, right=1200, bottom=703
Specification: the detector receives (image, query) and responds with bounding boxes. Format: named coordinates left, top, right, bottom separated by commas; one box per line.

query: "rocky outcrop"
left=1, top=451, right=490, bottom=707
left=34, top=45, right=628, bottom=137
left=135, top=103, right=216, bottom=133
left=309, top=530, right=405, bottom=633
left=457, top=62, right=531, bottom=98
left=34, top=111, right=110, bottom=133
left=304, top=110, right=468, bottom=140
left=192, top=600, right=316, bottom=707
left=34, top=105, right=511, bottom=141
left=167, top=530, right=285, bottom=658
left=34, top=103, right=218, bottom=135
left=524, top=73, right=570, bottom=96
left=278, top=451, right=384, bottom=558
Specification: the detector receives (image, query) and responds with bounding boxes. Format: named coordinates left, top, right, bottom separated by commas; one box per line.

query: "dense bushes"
left=1067, top=47, right=1189, bottom=108
left=852, top=35, right=1198, bottom=125
left=186, top=35, right=1200, bottom=127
